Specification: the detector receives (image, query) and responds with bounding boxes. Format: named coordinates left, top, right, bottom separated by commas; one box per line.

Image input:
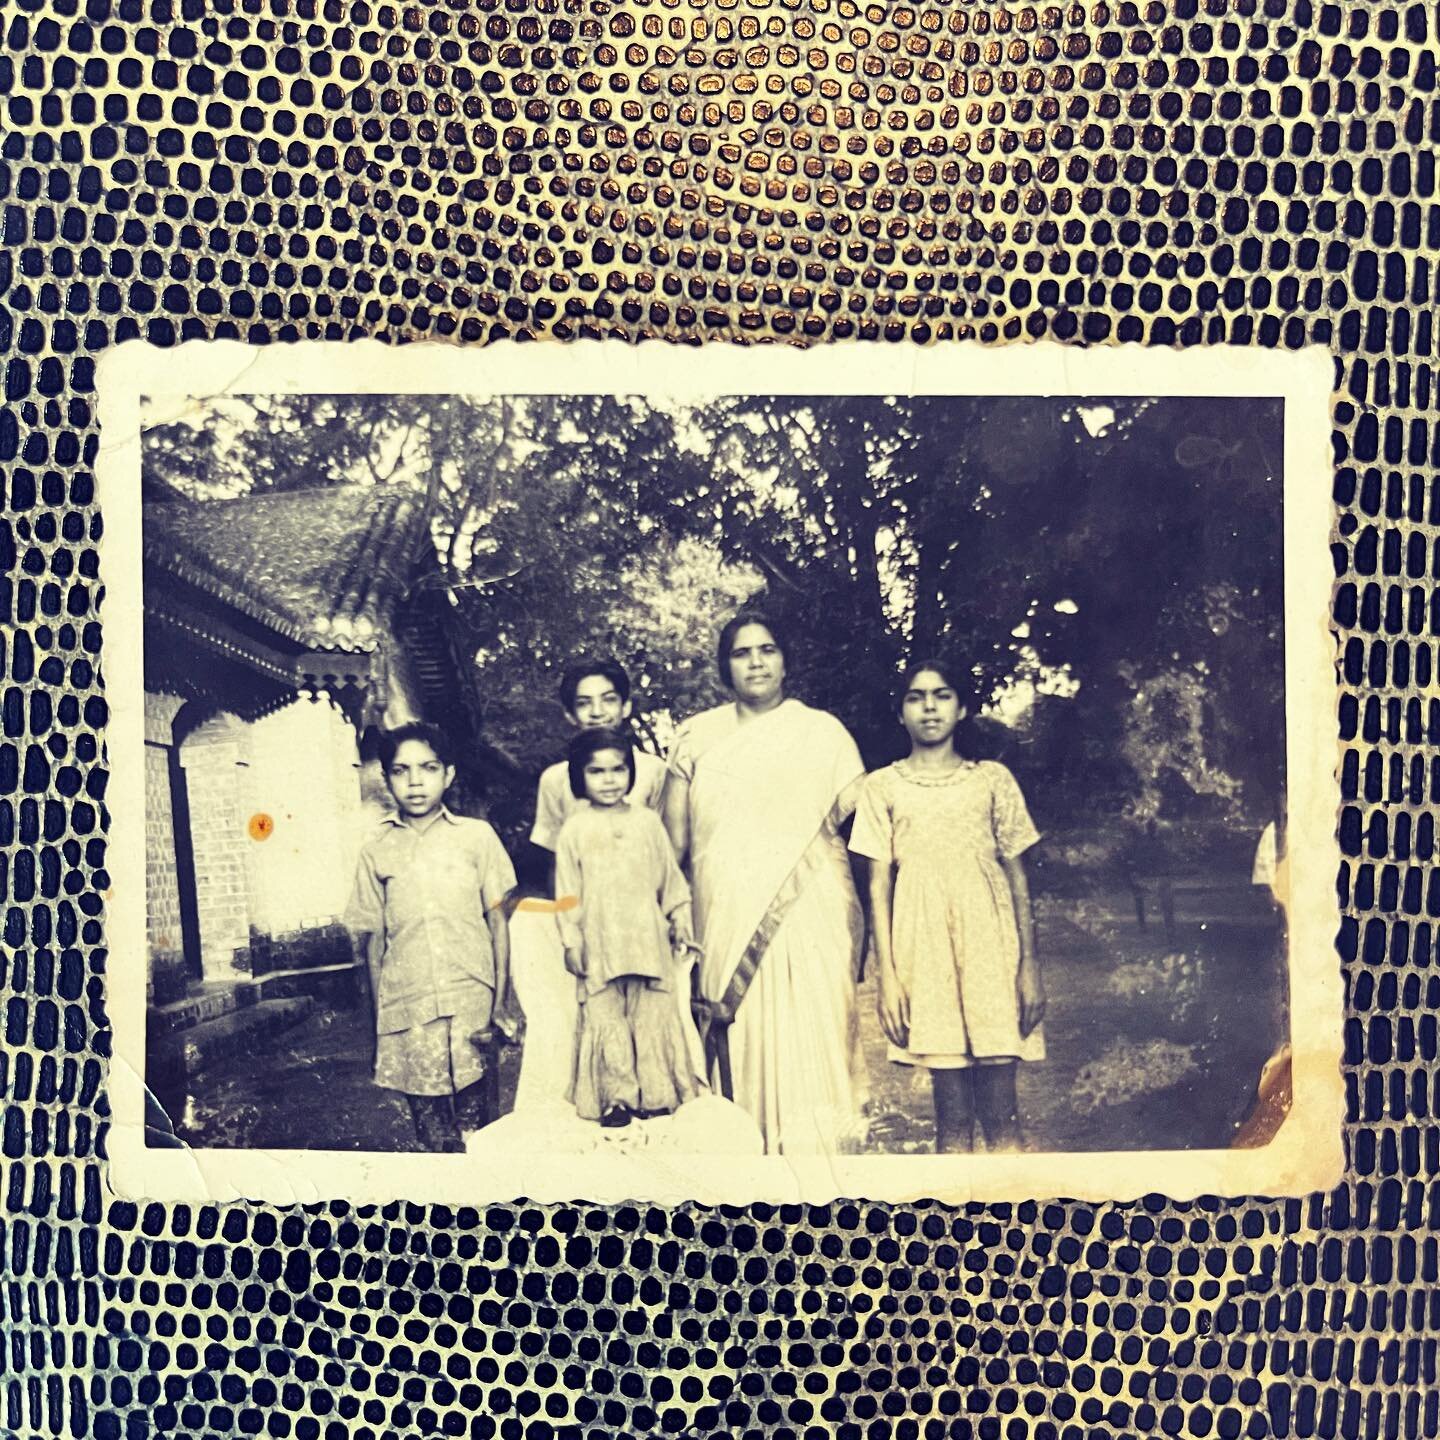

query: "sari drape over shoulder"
left=670, top=698, right=869, bottom=1154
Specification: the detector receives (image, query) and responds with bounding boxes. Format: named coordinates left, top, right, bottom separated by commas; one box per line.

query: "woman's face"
left=727, top=623, right=786, bottom=706
left=900, top=668, right=963, bottom=749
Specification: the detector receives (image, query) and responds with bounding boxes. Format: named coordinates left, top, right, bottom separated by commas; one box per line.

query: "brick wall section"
left=143, top=693, right=188, bottom=1002
left=180, top=715, right=253, bottom=981
left=144, top=741, right=186, bottom=1001
left=147, top=697, right=373, bottom=989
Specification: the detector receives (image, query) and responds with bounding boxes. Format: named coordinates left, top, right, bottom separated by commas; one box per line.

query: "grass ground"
left=861, top=900, right=1287, bottom=1155
left=165, top=881, right=1287, bottom=1157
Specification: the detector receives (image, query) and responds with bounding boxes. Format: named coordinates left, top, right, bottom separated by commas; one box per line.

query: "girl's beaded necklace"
left=896, top=754, right=980, bottom=786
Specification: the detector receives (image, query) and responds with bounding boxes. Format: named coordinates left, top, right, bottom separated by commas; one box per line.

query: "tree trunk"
left=852, top=515, right=900, bottom=669
left=911, top=527, right=947, bottom=656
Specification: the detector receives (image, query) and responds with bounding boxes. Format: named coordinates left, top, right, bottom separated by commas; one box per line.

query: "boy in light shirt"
left=345, top=723, right=515, bottom=1152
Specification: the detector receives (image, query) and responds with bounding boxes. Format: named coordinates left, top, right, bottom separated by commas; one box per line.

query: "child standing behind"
left=345, top=723, right=516, bottom=1153
left=555, top=728, right=701, bottom=1129
left=531, top=659, right=668, bottom=857
left=850, top=660, right=1046, bottom=1153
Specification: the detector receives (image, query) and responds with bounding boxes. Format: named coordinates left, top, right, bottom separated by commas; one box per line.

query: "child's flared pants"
left=571, top=977, right=697, bottom=1120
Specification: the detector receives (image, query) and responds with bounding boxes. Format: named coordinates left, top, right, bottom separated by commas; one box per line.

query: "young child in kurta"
left=555, top=727, right=701, bottom=1128
left=850, top=660, right=1045, bottom=1153
left=345, top=723, right=515, bottom=1154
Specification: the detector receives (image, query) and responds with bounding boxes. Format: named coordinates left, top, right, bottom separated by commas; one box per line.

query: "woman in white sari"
left=664, top=612, right=869, bottom=1154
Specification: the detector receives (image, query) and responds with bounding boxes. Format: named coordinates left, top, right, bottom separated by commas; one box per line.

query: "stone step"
left=244, top=924, right=357, bottom=978
left=149, top=995, right=317, bottom=1088
left=155, top=961, right=366, bottom=1035
left=255, top=961, right=365, bottom=1007
left=154, top=980, right=260, bottom=1034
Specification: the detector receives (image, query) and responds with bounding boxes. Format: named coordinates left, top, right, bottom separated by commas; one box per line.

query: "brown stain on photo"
left=504, top=895, right=578, bottom=914
left=1231, top=1044, right=1293, bottom=1149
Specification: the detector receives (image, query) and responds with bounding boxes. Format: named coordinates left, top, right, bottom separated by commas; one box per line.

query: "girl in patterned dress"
left=850, top=660, right=1046, bottom=1153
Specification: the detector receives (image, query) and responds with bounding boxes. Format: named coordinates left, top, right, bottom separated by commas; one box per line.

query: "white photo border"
left=98, top=338, right=1341, bottom=1206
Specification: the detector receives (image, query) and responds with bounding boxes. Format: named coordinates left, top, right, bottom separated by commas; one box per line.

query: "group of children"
left=346, top=654, right=1045, bottom=1156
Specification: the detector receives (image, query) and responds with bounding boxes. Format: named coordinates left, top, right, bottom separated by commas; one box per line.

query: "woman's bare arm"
left=662, top=771, right=691, bottom=868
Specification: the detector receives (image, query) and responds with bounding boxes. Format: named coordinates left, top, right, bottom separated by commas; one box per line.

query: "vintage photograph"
left=101, top=341, right=1338, bottom=1204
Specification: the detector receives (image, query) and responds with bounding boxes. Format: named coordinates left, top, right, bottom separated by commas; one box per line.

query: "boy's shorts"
left=375, top=987, right=494, bottom=1097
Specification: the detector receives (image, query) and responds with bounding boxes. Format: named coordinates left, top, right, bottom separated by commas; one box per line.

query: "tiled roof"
left=144, top=485, right=427, bottom=651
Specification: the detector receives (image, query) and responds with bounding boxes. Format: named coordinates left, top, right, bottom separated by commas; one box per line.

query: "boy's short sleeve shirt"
left=530, top=749, right=668, bottom=851
left=344, top=809, right=516, bottom=1034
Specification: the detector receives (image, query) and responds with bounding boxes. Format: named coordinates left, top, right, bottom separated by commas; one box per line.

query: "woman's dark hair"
left=567, top=727, right=638, bottom=799
left=716, top=609, right=790, bottom=690
left=895, top=657, right=975, bottom=714
left=558, top=657, right=631, bottom=714
left=378, top=721, right=454, bottom=772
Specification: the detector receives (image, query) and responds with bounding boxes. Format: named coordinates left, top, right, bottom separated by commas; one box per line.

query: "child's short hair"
left=558, top=658, right=631, bottom=714
left=378, top=721, right=454, bottom=773
left=897, top=658, right=975, bottom=713
left=567, top=727, right=637, bottom=799
left=716, top=609, right=790, bottom=689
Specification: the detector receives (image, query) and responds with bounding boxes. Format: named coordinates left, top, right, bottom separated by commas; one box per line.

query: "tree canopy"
left=143, top=388, right=1285, bottom=836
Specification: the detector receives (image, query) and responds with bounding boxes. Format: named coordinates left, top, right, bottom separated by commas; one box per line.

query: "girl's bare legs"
left=932, top=1070, right=976, bottom=1153
left=973, top=1062, right=1023, bottom=1152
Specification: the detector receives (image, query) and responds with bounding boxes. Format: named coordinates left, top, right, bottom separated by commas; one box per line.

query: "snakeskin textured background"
left=1, top=0, right=1431, bottom=1435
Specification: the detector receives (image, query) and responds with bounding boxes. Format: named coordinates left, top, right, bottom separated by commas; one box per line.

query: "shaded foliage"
left=144, top=390, right=1284, bottom=838
left=624, top=392, right=1284, bottom=830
